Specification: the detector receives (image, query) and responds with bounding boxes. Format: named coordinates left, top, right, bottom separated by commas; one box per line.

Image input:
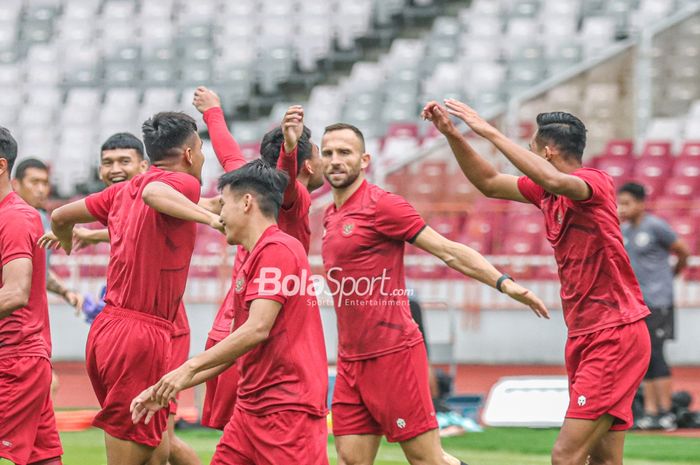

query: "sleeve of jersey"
left=85, top=183, right=122, bottom=225
left=244, top=244, right=295, bottom=306
left=203, top=107, right=247, bottom=172
left=654, top=218, right=678, bottom=249
left=572, top=169, right=610, bottom=206
left=517, top=176, right=545, bottom=207
left=277, top=145, right=299, bottom=208
left=375, top=193, right=427, bottom=243
left=0, top=213, right=35, bottom=266
left=157, top=172, right=202, bottom=203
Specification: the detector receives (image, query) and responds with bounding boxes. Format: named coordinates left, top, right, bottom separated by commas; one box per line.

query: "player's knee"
left=336, top=447, right=373, bottom=465
left=551, top=442, right=578, bottom=465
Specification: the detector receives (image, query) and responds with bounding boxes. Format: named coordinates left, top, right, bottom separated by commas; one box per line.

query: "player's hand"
left=72, top=227, right=97, bottom=251
left=281, top=105, right=304, bottom=153
left=501, top=280, right=550, bottom=319
left=130, top=386, right=163, bottom=424
left=64, top=290, right=84, bottom=317
left=192, top=86, right=221, bottom=114
left=443, top=99, right=496, bottom=138
left=209, top=214, right=225, bottom=234
left=151, top=363, right=195, bottom=407
left=421, top=101, right=459, bottom=137
left=38, top=232, right=62, bottom=250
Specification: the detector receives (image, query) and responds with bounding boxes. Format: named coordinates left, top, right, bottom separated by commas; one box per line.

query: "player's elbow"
left=51, top=206, right=70, bottom=228
left=250, top=323, right=273, bottom=343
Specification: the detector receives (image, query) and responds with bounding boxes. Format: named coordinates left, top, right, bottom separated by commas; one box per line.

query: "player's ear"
left=302, top=159, right=313, bottom=175
left=361, top=152, right=371, bottom=170
left=10, top=176, right=19, bottom=190
left=139, top=159, right=148, bottom=172
left=1, top=158, right=9, bottom=178
left=544, top=146, right=553, bottom=162
left=243, top=193, right=253, bottom=213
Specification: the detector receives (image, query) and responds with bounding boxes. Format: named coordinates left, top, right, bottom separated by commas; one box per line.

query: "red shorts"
left=565, top=319, right=651, bottom=431
left=86, top=307, right=173, bottom=447
left=211, top=407, right=328, bottom=465
left=0, top=356, right=63, bottom=465
left=332, top=343, right=437, bottom=443
left=201, top=336, right=239, bottom=430
left=168, top=332, right=191, bottom=416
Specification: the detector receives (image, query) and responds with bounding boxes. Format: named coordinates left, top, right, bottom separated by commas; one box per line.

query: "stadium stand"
left=3, top=0, right=699, bottom=298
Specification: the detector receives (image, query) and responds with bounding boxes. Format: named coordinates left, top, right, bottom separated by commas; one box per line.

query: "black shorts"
left=645, top=305, right=674, bottom=341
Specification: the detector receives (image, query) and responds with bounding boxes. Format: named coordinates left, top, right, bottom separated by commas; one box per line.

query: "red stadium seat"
left=663, top=176, right=700, bottom=201
left=603, top=139, right=634, bottom=157
left=595, top=157, right=632, bottom=185
left=679, top=141, right=700, bottom=158
left=632, top=156, right=673, bottom=179
left=428, top=214, right=463, bottom=240
left=672, top=157, right=700, bottom=178
left=641, top=140, right=673, bottom=158
left=239, top=142, right=261, bottom=161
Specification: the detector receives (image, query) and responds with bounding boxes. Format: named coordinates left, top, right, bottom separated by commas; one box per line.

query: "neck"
left=332, top=172, right=365, bottom=208
left=556, top=158, right=582, bottom=174
left=0, top=179, right=11, bottom=204
left=240, top=218, right=276, bottom=252
left=153, top=160, right=187, bottom=174
left=297, top=172, right=311, bottom=191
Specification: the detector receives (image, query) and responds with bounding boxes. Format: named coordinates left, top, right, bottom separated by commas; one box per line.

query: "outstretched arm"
left=412, top=226, right=549, bottom=318
left=443, top=99, right=591, bottom=201
left=422, top=101, right=527, bottom=202
left=194, top=86, right=247, bottom=172
left=142, top=182, right=222, bottom=231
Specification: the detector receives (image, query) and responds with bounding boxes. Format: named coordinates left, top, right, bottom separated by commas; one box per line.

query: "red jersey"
left=322, top=181, right=426, bottom=361
left=0, top=192, right=50, bottom=359
left=85, top=167, right=201, bottom=321
left=276, top=145, right=312, bottom=254
left=232, top=225, right=327, bottom=417
left=517, top=168, right=649, bottom=336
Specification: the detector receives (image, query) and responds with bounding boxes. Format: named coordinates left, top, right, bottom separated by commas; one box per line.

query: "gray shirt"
left=621, top=214, right=677, bottom=308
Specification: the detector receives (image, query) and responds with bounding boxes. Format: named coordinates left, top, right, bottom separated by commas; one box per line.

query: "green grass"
left=58, top=427, right=700, bottom=465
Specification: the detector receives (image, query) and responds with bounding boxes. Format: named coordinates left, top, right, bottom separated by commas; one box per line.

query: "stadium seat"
left=662, top=176, right=699, bottom=201
left=602, top=139, right=635, bottom=157
left=679, top=141, right=700, bottom=157
left=594, top=157, right=632, bottom=184
left=641, top=140, right=673, bottom=158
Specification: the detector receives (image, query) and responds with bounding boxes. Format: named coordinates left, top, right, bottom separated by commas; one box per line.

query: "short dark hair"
left=101, top=132, right=145, bottom=160
left=0, top=126, right=18, bottom=175
left=259, top=127, right=313, bottom=174
left=14, top=158, right=48, bottom=181
left=618, top=182, right=646, bottom=201
left=535, top=112, right=587, bottom=162
left=217, top=159, right=289, bottom=219
left=142, top=112, right=198, bottom=163
left=324, top=123, right=366, bottom=152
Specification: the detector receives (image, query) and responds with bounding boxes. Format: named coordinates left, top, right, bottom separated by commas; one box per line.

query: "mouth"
left=110, top=175, right=126, bottom=183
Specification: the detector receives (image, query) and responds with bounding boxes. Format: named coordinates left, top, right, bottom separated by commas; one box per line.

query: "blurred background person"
left=618, top=182, right=691, bottom=430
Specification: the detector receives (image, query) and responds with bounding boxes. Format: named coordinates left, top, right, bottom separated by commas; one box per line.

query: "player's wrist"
left=496, top=274, right=514, bottom=293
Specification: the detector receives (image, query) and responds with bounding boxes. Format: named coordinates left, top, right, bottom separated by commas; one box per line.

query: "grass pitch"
left=58, top=427, right=700, bottom=464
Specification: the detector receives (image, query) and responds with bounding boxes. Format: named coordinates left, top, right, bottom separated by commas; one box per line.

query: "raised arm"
left=0, top=258, right=32, bottom=319
left=422, top=101, right=527, bottom=202
left=142, top=182, right=222, bottom=231
left=131, top=298, right=282, bottom=421
left=412, top=226, right=549, bottom=318
left=443, top=99, right=591, bottom=201
left=193, top=86, right=247, bottom=172
left=278, top=105, right=304, bottom=208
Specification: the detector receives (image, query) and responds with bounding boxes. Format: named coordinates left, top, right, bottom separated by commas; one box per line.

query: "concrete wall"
left=48, top=303, right=700, bottom=365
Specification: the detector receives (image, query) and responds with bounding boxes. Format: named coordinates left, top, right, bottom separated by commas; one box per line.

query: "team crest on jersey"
left=342, top=223, right=354, bottom=236
left=235, top=277, right=245, bottom=293
left=577, top=395, right=586, bottom=407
